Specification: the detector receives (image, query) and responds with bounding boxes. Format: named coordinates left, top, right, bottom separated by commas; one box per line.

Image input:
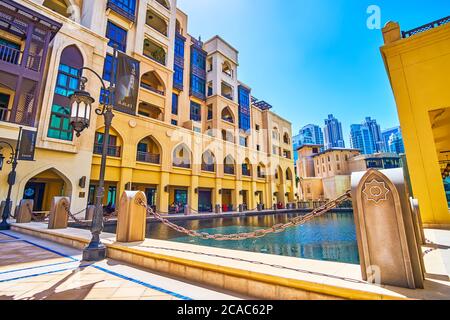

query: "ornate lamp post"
left=0, top=127, right=23, bottom=230
left=69, top=47, right=117, bottom=261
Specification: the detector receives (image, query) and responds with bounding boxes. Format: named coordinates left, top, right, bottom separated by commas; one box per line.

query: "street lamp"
left=0, top=127, right=22, bottom=231
left=69, top=47, right=117, bottom=262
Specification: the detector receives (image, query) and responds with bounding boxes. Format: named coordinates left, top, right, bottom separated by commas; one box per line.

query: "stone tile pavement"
left=0, top=231, right=249, bottom=300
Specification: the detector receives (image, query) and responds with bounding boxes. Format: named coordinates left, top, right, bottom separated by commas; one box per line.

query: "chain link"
left=25, top=203, right=49, bottom=222
left=138, top=191, right=352, bottom=241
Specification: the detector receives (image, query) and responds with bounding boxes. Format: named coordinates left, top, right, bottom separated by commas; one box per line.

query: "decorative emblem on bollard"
left=362, top=179, right=390, bottom=204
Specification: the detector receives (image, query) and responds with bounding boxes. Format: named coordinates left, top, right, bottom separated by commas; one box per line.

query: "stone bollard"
left=16, top=200, right=33, bottom=223
left=85, top=205, right=95, bottom=221
left=215, top=204, right=222, bottom=214
left=117, top=191, right=147, bottom=243
left=0, top=201, right=12, bottom=219
left=48, top=197, right=70, bottom=230
left=257, top=204, right=263, bottom=211
left=184, top=205, right=190, bottom=216
left=351, top=168, right=424, bottom=289
left=273, top=204, right=277, bottom=211
left=238, top=204, right=244, bottom=213
left=410, top=198, right=426, bottom=245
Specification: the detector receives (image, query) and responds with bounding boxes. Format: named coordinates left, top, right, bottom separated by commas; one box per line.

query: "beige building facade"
left=0, top=0, right=295, bottom=216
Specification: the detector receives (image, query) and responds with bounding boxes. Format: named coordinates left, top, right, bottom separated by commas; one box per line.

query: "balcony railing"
left=93, top=144, right=121, bottom=158
left=173, top=161, right=191, bottom=169
left=201, top=164, right=215, bottom=172
left=257, top=173, right=266, bottom=179
left=402, top=16, right=450, bottom=38
left=0, top=44, right=21, bottom=65
left=143, top=52, right=166, bottom=66
left=222, top=93, right=233, bottom=101
left=0, top=44, right=43, bottom=73
left=140, top=82, right=165, bottom=96
left=0, top=105, right=34, bottom=127
left=136, top=151, right=160, bottom=164
left=224, top=166, right=235, bottom=175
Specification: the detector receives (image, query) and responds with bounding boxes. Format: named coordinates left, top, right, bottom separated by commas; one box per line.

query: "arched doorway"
left=22, top=168, right=72, bottom=212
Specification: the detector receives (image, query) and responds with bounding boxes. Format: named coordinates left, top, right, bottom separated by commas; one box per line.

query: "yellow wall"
left=381, top=21, right=450, bottom=225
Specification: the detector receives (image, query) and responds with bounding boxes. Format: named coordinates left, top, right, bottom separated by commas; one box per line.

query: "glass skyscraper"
left=323, top=114, right=345, bottom=150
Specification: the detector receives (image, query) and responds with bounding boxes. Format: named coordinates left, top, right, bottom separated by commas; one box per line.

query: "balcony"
left=143, top=39, right=166, bottom=66
left=93, top=144, right=121, bottom=158
left=242, top=168, right=251, bottom=176
left=137, top=151, right=160, bottom=164
left=107, top=0, right=136, bottom=22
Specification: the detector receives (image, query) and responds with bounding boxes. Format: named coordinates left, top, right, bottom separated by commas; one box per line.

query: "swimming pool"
left=104, top=211, right=360, bottom=264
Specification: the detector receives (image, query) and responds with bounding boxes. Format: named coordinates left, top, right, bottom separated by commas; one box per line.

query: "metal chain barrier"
left=137, top=190, right=352, bottom=241
left=25, top=203, right=49, bottom=222
left=62, top=203, right=90, bottom=226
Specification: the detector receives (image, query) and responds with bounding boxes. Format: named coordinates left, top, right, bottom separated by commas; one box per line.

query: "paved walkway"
left=0, top=231, right=249, bottom=300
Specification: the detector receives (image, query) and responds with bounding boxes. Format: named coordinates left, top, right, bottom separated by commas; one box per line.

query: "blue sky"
left=177, top=0, right=449, bottom=145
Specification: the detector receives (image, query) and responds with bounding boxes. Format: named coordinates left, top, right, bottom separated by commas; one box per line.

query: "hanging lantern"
left=69, top=77, right=95, bottom=137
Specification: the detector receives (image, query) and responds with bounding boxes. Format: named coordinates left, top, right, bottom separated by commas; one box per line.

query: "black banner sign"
left=18, top=129, right=37, bottom=161
left=114, top=52, right=140, bottom=115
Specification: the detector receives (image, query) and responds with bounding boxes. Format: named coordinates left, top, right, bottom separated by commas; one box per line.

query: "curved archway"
left=224, top=155, right=236, bottom=175
left=173, top=143, right=191, bottom=168
left=156, top=0, right=170, bottom=10
left=222, top=61, right=233, bottom=77
left=201, top=150, right=216, bottom=172
left=285, top=167, right=293, bottom=181
left=137, top=135, right=162, bottom=164
left=221, top=106, right=234, bottom=123
left=21, top=167, right=73, bottom=212
left=141, top=70, right=165, bottom=95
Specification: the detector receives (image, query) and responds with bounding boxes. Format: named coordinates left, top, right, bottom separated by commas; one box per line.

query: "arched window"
left=47, top=45, right=83, bottom=141
left=221, top=107, right=234, bottom=123
left=137, top=136, right=161, bottom=164
left=257, top=163, right=266, bottom=179
left=173, top=144, right=191, bottom=168
left=242, top=158, right=252, bottom=177
left=201, top=150, right=215, bottom=172
left=286, top=168, right=293, bottom=181
left=222, top=61, right=233, bottom=77
left=283, top=132, right=290, bottom=144
left=224, top=155, right=235, bottom=175
left=94, top=129, right=122, bottom=158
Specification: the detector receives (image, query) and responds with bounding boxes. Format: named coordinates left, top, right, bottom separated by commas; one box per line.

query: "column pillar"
left=190, top=175, right=199, bottom=213
left=158, top=171, right=170, bottom=213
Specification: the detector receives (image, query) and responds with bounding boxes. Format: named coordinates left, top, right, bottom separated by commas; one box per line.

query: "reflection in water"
left=140, top=212, right=359, bottom=264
